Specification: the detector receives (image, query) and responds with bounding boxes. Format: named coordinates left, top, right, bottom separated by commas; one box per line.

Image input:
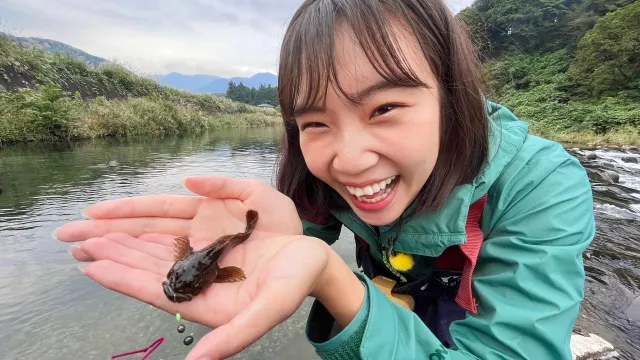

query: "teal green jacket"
left=302, top=102, right=595, bottom=359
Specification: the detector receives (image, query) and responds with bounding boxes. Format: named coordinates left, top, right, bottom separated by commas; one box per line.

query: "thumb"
left=183, top=176, right=263, bottom=202
left=184, top=280, right=304, bottom=360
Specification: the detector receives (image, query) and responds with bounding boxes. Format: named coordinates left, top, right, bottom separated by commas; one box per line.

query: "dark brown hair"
left=276, top=0, right=488, bottom=221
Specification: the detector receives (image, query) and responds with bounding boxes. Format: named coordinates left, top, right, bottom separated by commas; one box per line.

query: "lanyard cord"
left=378, top=214, right=408, bottom=283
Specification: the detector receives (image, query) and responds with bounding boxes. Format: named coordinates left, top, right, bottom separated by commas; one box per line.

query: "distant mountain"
left=157, top=72, right=278, bottom=94
left=157, top=72, right=222, bottom=91
left=0, top=32, right=106, bottom=66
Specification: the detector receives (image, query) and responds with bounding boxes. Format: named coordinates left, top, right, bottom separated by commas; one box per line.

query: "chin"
left=354, top=209, right=403, bottom=226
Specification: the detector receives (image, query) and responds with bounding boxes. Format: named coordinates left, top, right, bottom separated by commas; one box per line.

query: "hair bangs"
left=279, top=0, right=428, bottom=123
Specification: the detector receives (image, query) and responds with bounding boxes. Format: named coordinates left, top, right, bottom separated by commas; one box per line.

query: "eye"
left=299, top=122, right=327, bottom=131
left=372, top=103, right=402, bottom=117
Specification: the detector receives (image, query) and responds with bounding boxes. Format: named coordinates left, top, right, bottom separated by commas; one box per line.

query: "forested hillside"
left=225, top=81, right=278, bottom=107
left=458, top=0, right=639, bottom=145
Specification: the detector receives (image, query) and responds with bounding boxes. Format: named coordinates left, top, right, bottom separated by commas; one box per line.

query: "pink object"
left=111, top=337, right=164, bottom=360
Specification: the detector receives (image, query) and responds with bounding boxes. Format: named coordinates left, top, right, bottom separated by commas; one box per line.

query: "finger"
left=138, top=233, right=179, bottom=247
left=83, top=195, right=203, bottom=219
left=56, top=218, right=191, bottom=242
left=70, top=245, right=94, bottom=262
left=81, top=260, right=182, bottom=314
left=185, top=279, right=303, bottom=360
left=103, top=233, right=174, bottom=261
left=80, top=237, right=172, bottom=276
left=184, top=176, right=264, bottom=201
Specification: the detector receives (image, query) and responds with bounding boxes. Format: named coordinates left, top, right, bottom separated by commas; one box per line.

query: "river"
left=0, top=127, right=638, bottom=360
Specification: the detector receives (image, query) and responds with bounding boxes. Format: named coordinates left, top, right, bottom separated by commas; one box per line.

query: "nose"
left=332, top=129, right=378, bottom=176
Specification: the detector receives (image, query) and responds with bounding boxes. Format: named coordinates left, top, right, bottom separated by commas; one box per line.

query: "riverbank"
left=0, top=35, right=280, bottom=145
left=481, top=49, right=639, bottom=149
left=0, top=84, right=280, bottom=145
left=530, top=125, right=640, bottom=147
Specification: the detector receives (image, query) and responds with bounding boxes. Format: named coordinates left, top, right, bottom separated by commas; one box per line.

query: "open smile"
left=343, top=175, right=400, bottom=211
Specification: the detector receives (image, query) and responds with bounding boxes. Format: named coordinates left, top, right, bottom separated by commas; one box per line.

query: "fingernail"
left=68, top=243, right=80, bottom=255
left=51, top=227, right=61, bottom=240
left=80, top=208, right=90, bottom=218
left=77, top=263, right=89, bottom=273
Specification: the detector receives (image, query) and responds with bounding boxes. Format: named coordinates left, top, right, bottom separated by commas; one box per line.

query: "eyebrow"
left=293, top=79, right=423, bottom=117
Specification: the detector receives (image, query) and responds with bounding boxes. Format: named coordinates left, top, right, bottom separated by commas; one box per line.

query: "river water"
left=0, top=128, right=638, bottom=360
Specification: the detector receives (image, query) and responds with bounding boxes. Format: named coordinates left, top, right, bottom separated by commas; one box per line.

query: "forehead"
left=295, top=18, right=435, bottom=108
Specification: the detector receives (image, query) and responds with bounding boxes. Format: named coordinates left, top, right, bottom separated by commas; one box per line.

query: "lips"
left=340, top=175, right=401, bottom=212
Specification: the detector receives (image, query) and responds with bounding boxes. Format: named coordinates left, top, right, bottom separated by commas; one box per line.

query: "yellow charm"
left=389, top=252, right=414, bottom=272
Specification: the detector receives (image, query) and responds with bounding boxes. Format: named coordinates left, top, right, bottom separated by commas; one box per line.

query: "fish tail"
left=230, top=209, right=259, bottom=247
left=218, top=210, right=259, bottom=249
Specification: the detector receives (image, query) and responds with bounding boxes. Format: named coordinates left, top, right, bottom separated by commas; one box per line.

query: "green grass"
left=0, top=85, right=280, bottom=144
left=530, top=125, right=640, bottom=147
left=0, top=35, right=281, bottom=145
left=483, top=50, right=640, bottom=146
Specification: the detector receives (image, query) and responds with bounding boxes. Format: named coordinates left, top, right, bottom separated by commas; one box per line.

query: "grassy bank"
left=0, top=35, right=281, bottom=145
left=484, top=51, right=640, bottom=147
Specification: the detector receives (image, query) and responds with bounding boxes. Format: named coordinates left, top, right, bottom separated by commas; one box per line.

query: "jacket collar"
left=329, top=102, right=529, bottom=256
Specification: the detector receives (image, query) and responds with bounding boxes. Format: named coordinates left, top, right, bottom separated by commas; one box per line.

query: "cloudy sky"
left=0, top=0, right=473, bottom=78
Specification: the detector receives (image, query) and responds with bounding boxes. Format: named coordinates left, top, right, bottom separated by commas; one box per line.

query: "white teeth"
left=345, top=175, right=398, bottom=201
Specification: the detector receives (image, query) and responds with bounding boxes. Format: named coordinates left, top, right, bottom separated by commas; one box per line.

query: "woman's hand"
left=75, top=231, right=364, bottom=360
left=55, top=176, right=303, bottom=260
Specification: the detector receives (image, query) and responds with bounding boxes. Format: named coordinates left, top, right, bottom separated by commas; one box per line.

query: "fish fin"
left=214, top=266, right=246, bottom=283
left=173, top=236, right=193, bottom=261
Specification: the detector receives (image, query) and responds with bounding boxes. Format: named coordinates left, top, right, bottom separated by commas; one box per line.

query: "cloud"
left=0, top=0, right=473, bottom=77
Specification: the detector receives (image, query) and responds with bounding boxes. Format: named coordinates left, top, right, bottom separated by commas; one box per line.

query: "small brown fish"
left=162, top=209, right=259, bottom=303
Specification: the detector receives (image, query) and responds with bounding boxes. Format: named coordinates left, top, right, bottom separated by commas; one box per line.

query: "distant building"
left=256, top=103, right=275, bottom=110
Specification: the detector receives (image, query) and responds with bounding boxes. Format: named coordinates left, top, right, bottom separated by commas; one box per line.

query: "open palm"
left=56, top=176, right=303, bottom=260
left=77, top=230, right=329, bottom=359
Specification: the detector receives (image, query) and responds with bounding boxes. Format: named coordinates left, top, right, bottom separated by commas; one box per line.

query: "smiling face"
left=277, top=0, right=488, bottom=227
left=293, top=21, right=441, bottom=225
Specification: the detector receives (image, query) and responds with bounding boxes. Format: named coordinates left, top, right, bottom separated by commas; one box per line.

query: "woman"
left=56, top=0, right=595, bottom=359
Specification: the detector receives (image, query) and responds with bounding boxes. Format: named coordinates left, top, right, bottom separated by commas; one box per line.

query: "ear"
left=173, top=236, right=193, bottom=261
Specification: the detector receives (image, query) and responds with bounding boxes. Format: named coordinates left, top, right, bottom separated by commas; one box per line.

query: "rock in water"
left=621, top=156, right=638, bottom=164
left=570, top=333, right=618, bottom=360
left=603, top=170, right=620, bottom=184
left=183, top=336, right=194, bottom=346
left=587, top=153, right=597, bottom=160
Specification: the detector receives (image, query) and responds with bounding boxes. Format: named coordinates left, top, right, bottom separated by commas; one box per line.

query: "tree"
left=457, top=0, right=570, bottom=57
left=569, top=1, right=640, bottom=97
left=225, top=81, right=279, bottom=106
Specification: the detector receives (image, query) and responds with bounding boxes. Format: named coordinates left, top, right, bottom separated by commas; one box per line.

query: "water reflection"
left=0, top=133, right=638, bottom=359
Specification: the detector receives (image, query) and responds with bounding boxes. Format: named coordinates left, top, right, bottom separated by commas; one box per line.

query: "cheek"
left=391, top=110, right=440, bottom=176
left=300, top=138, right=332, bottom=179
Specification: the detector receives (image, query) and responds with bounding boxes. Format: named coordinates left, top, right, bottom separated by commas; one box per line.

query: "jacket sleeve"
left=305, top=146, right=595, bottom=359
